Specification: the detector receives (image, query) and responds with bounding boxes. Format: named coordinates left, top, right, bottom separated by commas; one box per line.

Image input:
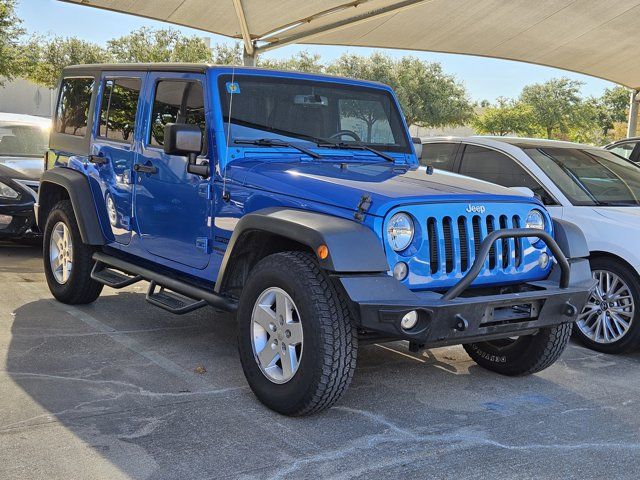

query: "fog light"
left=401, top=310, right=418, bottom=330
left=0, top=214, right=12, bottom=227
left=539, top=252, right=550, bottom=269
left=393, top=261, right=408, bottom=281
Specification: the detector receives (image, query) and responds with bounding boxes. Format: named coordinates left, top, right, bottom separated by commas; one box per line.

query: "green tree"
left=106, top=27, right=213, bottom=63
left=0, top=0, right=26, bottom=85
left=593, top=85, right=630, bottom=138
left=258, top=51, right=324, bottom=73
left=212, top=43, right=242, bottom=65
left=519, top=77, right=584, bottom=139
left=472, top=98, right=537, bottom=136
left=327, top=53, right=474, bottom=128
left=22, top=36, right=109, bottom=88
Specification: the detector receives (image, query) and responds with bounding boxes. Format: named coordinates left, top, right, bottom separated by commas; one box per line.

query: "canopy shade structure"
left=61, top=0, right=640, bottom=134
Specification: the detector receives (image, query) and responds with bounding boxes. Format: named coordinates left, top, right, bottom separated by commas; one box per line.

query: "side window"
left=608, top=142, right=637, bottom=160
left=460, top=145, right=556, bottom=205
left=420, top=143, right=458, bottom=171
left=99, top=78, right=141, bottom=143
left=55, top=77, right=94, bottom=136
left=149, top=80, right=206, bottom=152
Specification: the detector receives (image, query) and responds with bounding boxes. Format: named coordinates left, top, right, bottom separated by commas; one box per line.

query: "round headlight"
left=387, top=212, right=414, bottom=252
left=525, top=209, right=545, bottom=245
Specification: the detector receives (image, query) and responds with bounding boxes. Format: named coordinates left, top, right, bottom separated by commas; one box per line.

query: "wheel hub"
left=576, top=269, right=634, bottom=344
left=49, top=221, right=73, bottom=284
left=250, top=287, right=304, bottom=384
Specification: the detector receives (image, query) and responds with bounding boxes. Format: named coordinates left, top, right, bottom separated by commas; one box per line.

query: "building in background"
left=0, top=78, right=55, bottom=118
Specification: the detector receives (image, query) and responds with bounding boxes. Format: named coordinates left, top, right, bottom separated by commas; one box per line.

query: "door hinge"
left=354, top=194, right=372, bottom=222
left=196, top=237, right=211, bottom=253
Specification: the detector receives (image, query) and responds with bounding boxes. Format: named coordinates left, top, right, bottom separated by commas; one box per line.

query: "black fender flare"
left=37, top=168, right=105, bottom=245
left=215, top=207, right=389, bottom=292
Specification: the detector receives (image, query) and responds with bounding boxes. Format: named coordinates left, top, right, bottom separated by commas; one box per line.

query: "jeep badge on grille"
left=465, top=204, right=486, bottom=214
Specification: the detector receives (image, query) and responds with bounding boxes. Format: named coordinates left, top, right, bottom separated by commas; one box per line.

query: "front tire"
left=237, top=251, right=357, bottom=416
left=43, top=200, right=103, bottom=304
left=463, top=323, right=571, bottom=376
left=573, top=257, right=640, bottom=353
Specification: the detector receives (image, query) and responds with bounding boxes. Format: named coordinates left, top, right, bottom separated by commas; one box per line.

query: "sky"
left=17, top=0, right=618, bottom=102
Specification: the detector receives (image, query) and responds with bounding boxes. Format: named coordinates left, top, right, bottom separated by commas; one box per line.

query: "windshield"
left=524, top=147, right=640, bottom=206
left=218, top=74, right=410, bottom=153
left=0, top=121, right=50, bottom=157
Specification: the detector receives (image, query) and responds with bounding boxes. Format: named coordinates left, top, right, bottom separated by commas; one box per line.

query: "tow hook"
left=563, top=302, right=578, bottom=317
left=454, top=314, right=468, bottom=332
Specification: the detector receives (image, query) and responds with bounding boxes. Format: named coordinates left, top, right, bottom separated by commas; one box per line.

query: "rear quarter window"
left=55, top=78, right=94, bottom=137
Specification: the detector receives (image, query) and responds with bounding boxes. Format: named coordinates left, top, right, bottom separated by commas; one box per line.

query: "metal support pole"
left=242, top=47, right=256, bottom=66
left=628, top=90, right=639, bottom=138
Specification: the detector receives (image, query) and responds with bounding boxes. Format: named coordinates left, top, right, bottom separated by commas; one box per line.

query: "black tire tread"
left=43, top=200, right=103, bottom=305
left=463, top=323, right=571, bottom=376
left=239, top=251, right=357, bottom=416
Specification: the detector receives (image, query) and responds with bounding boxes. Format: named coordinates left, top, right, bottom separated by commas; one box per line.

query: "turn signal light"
left=317, top=244, right=329, bottom=260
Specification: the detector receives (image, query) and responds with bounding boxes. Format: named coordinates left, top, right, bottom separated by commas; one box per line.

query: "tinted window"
left=55, top=78, right=94, bottom=136
left=420, top=143, right=458, bottom=170
left=218, top=75, right=410, bottom=153
left=99, top=78, right=141, bottom=143
left=525, top=147, right=640, bottom=206
left=460, top=145, right=555, bottom=205
left=149, top=80, right=205, bottom=151
left=0, top=122, right=49, bottom=157
left=608, top=142, right=637, bottom=160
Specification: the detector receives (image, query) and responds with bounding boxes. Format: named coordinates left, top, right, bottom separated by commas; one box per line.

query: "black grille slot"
left=486, top=216, right=496, bottom=269
left=472, top=215, right=481, bottom=258
left=443, top=217, right=453, bottom=273
left=500, top=215, right=509, bottom=269
left=513, top=215, right=522, bottom=267
left=458, top=216, right=469, bottom=272
left=428, top=218, right=438, bottom=274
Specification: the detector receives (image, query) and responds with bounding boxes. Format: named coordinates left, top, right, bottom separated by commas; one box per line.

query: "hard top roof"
left=421, top=135, right=598, bottom=150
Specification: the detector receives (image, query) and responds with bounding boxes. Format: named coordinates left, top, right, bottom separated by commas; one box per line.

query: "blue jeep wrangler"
left=37, top=64, right=593, bottom=416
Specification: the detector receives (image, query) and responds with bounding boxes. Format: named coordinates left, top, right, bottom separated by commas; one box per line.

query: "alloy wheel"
left=576, top=269, right=634, bottom=344
left=49, top=221, right=73, bottom=284
left=251, top=287, right=304, bottom=384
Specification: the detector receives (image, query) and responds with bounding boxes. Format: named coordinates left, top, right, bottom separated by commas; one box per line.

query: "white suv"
left=419, top=136, right=640, bottom=354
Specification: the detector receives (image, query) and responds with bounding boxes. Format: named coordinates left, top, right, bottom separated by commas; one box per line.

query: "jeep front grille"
left=426, top=214, right=524, bottom=275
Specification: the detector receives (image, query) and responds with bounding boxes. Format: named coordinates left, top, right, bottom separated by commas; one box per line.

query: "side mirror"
left=412, top=137, right=423, bottom=159
left=163, top=123, right=209, bottom=177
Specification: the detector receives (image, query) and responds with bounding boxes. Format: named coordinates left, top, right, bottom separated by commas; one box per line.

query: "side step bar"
left=91, top=252, right=237, bottom=313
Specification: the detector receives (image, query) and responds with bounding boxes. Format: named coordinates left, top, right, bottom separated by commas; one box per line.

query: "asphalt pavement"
left=0, top=241, right=639, bottom=479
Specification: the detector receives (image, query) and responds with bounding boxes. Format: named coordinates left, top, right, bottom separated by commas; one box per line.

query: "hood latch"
left=354, top=194, right=372, bottom=222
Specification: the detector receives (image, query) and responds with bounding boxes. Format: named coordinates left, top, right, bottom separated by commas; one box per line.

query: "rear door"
left=134, top=73, right=211, bottom=269
left=91, top=73, right=144, bottom=244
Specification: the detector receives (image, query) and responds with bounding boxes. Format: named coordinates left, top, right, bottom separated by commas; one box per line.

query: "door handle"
left=134, top=163, right=158, bottom=174
left=89, top=154, right=108, bottom=165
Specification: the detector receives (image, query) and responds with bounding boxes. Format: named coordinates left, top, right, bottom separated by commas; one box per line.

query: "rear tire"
left=463, top=323, right=571, bottom=376
left=43, top=200, right=103, bottom=304
left=237, top=251, right=357, bottom=416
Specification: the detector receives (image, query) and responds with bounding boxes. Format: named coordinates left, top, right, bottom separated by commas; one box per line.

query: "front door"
left=91, top=74, right=144, bottom=245
left=134, top=73, right=211, bottom=269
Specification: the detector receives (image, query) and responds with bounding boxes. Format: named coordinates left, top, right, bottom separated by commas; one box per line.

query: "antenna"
left=222, top=65, right=236, bottom=201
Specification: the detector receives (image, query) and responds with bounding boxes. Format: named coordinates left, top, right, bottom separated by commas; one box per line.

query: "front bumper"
left=0, top=201, right=39, bottom=240
left=338, top=228, right=595, bottom=347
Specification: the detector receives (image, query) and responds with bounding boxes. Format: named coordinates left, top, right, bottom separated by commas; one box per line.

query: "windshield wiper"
left=315, top=139, right=395, bottom=163
left=234, top=138, right=321, bottom=159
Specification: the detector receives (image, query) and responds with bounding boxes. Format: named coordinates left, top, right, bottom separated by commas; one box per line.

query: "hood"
left=0, top=156, right=43, bottom=181
left=240, top=159, right=538, bottom=216
left=594, top=206, right=640, bottom=222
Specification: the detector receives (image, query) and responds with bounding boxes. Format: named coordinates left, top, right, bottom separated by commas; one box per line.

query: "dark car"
left=0, top=113, right=50, bottom=241
left=605, top=137, right=640, bottom=162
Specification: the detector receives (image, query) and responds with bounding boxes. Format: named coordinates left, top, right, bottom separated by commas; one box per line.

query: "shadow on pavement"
left=5, top=290, right=640, bottom=479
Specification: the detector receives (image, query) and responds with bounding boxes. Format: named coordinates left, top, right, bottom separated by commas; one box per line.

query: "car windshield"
left=0, top=121, right=50, bottom=157
left=524, top=147, right=640, bottom=206
left=218, top=74, right=410, bottom=154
